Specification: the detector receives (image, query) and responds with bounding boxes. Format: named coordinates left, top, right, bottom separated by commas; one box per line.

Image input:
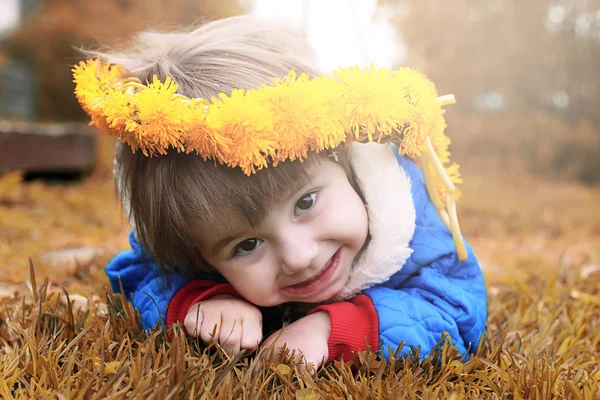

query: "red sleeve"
left=308, top=294, right=379, bottom=363
left=166, top=280, right=240, bottom=328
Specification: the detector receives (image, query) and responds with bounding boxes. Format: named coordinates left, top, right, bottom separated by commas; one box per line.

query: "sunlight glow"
left=251, top=0, right=405, bottom=71
left=0, top=0, right=20, bottom=36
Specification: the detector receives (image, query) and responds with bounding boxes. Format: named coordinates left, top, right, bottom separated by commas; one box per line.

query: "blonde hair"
left=97, top=16, right=332, bottom=274
left=94, top=16, right=321, bottom=98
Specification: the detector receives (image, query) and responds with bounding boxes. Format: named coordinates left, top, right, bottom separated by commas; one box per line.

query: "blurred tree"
left=382, top=0, right=600, bottom=124
left=0, top=0, right=244, bottom=121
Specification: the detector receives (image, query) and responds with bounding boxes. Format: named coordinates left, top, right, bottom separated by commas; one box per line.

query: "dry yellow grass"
left=1, top=133, right=599, bottom=398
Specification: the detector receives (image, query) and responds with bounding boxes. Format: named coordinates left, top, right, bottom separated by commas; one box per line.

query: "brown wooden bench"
left=0, top=120, right=96, bottom=174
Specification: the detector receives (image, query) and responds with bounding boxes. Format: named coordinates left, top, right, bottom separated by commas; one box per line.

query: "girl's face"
left=198, top=157, right=369, bottom=306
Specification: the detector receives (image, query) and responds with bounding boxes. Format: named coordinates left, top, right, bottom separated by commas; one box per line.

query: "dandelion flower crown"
left=73, top=59, right=468, bottom=260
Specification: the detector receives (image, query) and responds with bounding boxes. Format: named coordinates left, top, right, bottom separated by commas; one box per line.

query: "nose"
left=278, top=226, right=319, bottom=276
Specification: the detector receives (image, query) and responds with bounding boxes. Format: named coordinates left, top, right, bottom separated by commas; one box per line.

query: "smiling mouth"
left=282, top=248, right=342, bottom=295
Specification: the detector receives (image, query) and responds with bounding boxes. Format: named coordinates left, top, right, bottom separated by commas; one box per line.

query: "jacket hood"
left=334, top=142, right=416, bottom=300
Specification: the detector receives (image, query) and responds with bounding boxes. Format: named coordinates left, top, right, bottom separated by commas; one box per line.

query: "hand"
left=184, top=294, right=263, bottom=355
left=261, top=312, right=331, bottom=370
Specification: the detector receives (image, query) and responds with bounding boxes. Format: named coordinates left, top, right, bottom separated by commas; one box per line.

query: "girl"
left=74, top=16, right=488, bottom=369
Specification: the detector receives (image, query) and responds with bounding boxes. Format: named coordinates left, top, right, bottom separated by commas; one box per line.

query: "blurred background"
left=0, top=0, right=598, bottom=287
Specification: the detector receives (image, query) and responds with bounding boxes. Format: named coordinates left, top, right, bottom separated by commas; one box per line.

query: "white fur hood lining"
left=334, top=142, right=415, bottom=300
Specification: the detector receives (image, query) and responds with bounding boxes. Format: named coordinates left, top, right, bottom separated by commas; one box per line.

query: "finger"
left=183, top=304, right=204, bottom=337
left=301, top=353, right=325, bottom=375
left=260, top=328, right=284, bottom=352
left=240, top=318, right=262, bottom=351
left=199, top=314, right=221, bottom=344
left=219, top=316, right=242, bottom=355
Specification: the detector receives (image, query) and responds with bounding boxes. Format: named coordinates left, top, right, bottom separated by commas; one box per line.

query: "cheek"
left=218, top=263, right=280, bottom=305
left=339, top=187, right=369, bottom=234
left=347, top=196, right=369, bottom=245
left=320, top=186, right=369, bottom=247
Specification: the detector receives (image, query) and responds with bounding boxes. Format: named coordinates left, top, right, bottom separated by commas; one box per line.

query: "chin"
left=247, top=296, right=281, bottom=308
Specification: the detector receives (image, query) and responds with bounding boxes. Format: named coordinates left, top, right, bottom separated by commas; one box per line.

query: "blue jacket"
left=106, top=147, right=488, bottom=360
left=364, top=151, right=487, bottom=358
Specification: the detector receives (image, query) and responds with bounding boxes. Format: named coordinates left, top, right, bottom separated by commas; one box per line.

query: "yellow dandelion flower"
left=335, top=63, right=409, bottom=142
left=306, top=76, right=348, bottom=151
left=133, top=76, right=185, bottom=154
left=264, top=72, right=346, bottom=165
left=184, top=99, right=232, bottom=162
left=392, top=68, right=441, bottom=158
left=206, top=89, right=276, bottom=174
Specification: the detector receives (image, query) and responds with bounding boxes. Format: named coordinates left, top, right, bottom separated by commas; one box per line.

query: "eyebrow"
left=283, top=165, right=319, bottom=202
left=210, top=233, right=242, bottom=255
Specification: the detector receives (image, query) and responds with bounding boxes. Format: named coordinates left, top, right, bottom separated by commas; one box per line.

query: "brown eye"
left=295, top=192, right=318, bottom=216
left=234, top=239, right=263, bottom=256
